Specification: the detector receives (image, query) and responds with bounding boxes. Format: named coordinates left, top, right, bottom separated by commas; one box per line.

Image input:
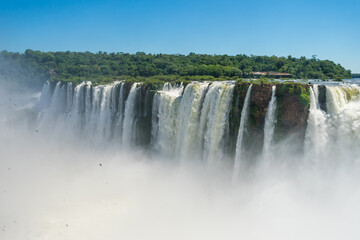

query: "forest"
left=0, top=50, right=352, bottom=88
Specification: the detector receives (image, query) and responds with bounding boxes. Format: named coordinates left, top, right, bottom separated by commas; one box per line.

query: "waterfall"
left=303, top=84, right=360, bottom=164
left=38, top=82, right=66, bottom=133
left=37, top=81, right=128, bottom=145
left=10, top=79, right=360, bottom=240
left=36, top=81, right=52, bottom=110
left=151, top=91, right=160, bottom=146
left=84, top=83, right=119, bottom=144
left=122, top=83, right=141, bottom=147
left=38, top=80, right=235, bottom=155
left=233, top=84, right=252, bottom=181
left=49, top=82, right=66, bottom=116
left=70, top=82, right=87, bottom=134
left=36, top=80, right=360, bottom=168
left=151, top=81, right=234, bottom=162
left=324, top=85, right=360, bottom=161
left=97, top=84, right=117, bottom=141
left=262, top=85, right=277, bottom=159
left=326, top=85, right=360, bottom=115
left=85, top=85, right=101, bottom=142
left=304, top=85, right=328, bottom=162
left=83, top=82, right=93, bottom=134
left=66, top=82, right=73, bottom=112
left=151, top=82, right=184, bottom=156
left=114, top=82, right=126, bottom=141
left=175, top=82, right=209, bottom=160
left=198, top=82, right=235, bottom=163
left=36, top=81, right=123, bottom=145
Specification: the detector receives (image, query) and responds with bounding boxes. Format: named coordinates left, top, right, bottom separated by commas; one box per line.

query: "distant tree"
left=0, top=50, right=352, bottom=87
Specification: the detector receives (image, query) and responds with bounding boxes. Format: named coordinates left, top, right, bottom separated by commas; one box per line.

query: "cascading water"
left=83, top=83, right=119, bottom=144
left=36, top=81, right=52, bottom=110
left=37, top=81, right=130, bottom=145
left=66, top=82, right=73, bottom=112
left=122, top=83, right=142, bottom=147
left=83, top=82, right=93, bottom=136
left=175, top=82, right=209, bottom=160
left=262, top=85, right=277, bottom=160
left=36, top=80, right=360, bottom=167
left=198, top=82, right=234, bottom=163
left=5, top=79, right=360, bottom=240
left=152, top=81, right=234, bottom=162
left=151, top=82, right=184, bottom=156
left=324, top=85, right=360, bottom=161
left=233, top=84, right=252, bottom=181
left=38, top=82, right=67, bottom=134
left=70, top=81, right=87, bottom=135
left=304, top=85, right=328, bottom=162
left=114, top=82, right=126, bottom=141
left=304, top=84, right=360, bottom=165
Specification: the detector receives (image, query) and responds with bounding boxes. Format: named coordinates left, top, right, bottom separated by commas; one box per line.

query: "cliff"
left=40, top=80, right=312, bottom=159
left=226, top=82, right=310, bottom=159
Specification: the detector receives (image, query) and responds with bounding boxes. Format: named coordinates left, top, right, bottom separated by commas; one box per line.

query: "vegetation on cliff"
left=0, top=50, right=351, bottom=88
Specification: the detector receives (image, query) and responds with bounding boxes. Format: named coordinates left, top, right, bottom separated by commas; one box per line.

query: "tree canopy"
left=0, top=50, right=352, bottom=87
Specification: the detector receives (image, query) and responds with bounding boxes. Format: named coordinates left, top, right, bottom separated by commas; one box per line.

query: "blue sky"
left=1, top=0, right=359, bottom=72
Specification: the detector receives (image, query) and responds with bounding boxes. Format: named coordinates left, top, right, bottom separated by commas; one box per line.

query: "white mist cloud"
left=1, top=83, right=360, bottom=240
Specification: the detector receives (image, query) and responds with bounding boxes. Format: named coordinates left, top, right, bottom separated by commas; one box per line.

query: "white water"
left=2, top=81, right=360, bottom=240
left=114, top=82, right=126, bottom=142
left=305, top=84, right=360, bottom=166
left=198, top=82, right=234, bottom=163
left=152, top=81, right=234, bottom=163
left=70, top=82, right=87, bottom=136
left=175, top=82, right=209, bottom=160
left=36, top=81, right=360, bottom=167
left=305, top=85, right=328, bottom=163
left=263, top=85, right=277, bottom=159
left=36, top=81, right=52, bottom=110
left=122, top=83, right=141, bottom=147
left=152, top=82, right=184, bottom=156
left=324, top=85, right=360, bottom=161
left=37, top=81, right=129, bottom=146
left=233, top=84, right=252, bottom=182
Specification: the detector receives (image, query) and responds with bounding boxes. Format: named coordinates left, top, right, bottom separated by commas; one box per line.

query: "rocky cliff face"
left=135, top=85, right=154, bottom=147
left=44, top=80, right=311, bottom=156
left=226, top=83, right=251, bottom=157
left=274, top=84, right=310, bottom=142
left=223, top=82, right=311, bottom=159
left=246, top=84, right=274, bottom=159
left=213, top=82, right=311, bottom=158
left=317, top=85, right=327, bottom=112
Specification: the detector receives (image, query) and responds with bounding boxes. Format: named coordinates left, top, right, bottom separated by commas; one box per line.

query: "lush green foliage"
left=0, top=50, right=352, bottom=88
left=299, top=86, right=311, bottom=106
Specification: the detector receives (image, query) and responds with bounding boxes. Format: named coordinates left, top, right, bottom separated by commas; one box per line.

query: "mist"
left=1, top=82, right=360, bottom=240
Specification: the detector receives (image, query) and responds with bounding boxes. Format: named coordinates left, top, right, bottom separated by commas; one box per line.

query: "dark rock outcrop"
left=274, top=84, right=310, bottom=149
left=246, top=84, right=273, bottom=159
left=132, top=84, right=155, bottom=147
left=224, top=82, right=311, bottom=158
left=226, top=83, right=251, bottom=157
left=318, top=85, right=327, bottom=112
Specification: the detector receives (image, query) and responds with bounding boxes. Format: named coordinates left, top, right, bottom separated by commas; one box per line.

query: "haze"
left=1, top=80, right=360, bottom=240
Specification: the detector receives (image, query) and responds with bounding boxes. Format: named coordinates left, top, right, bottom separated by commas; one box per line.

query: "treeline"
left=0, top=50, right=352, bottom=87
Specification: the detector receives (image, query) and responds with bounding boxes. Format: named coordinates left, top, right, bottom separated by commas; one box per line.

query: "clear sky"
left=1, top=0, right=359, bottom=72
